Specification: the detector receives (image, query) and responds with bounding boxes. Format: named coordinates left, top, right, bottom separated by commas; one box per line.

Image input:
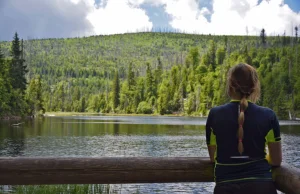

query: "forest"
left=0, top=30, right=299, bottom=119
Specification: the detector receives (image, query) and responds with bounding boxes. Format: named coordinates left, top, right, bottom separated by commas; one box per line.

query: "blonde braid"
left=238, top=96, right=248, bottom=155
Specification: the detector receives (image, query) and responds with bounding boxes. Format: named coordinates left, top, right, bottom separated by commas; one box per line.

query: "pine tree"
left=282, top=31, right=288, bottom=46
left=145, top=62, right=154, bottom=101
left=72, top=86, right=81, bottom=101
left=0, top=47, right=12, bottom=114
left=36, top=76, right=45, bottom=114
left=216, top=47, right=226, bottom=65
left=224, top=36, right=228, bottom=52
left=10, top=32, right=27, bottom=93
left=208, top=40, right=216, bottom=68
left=0, top=46, right=5, bottom=75
left=170, top=65, right=179, bottom=99
left=295, top=26, right=298, bottom=43
left=155, top=57, right=163, bottom=86
left=260, top=28, right=267, bottom=47
left=186, top=47, right=200, bottom=69
left=80, top=97, right=86, bottom=112
left=0, top=46, right=3, bottom=59
left=127, top=62, right=135, bottom=91
left=112, top=70, right=120, bottom=111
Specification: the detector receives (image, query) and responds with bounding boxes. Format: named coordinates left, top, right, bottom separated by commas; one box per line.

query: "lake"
left=0, top=115, right=299, bottom=193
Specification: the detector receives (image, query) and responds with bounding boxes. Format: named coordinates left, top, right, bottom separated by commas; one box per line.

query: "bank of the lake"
left=44, top=112, right=205, bottom=118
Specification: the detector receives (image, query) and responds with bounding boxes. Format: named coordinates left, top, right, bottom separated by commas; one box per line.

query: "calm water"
left=0, top=115, right=300, bottom=194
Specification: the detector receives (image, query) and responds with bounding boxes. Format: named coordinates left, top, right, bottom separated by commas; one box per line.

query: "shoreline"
left=0, top=115, right=23, bottom=121
left=44, top=112, right=206, bottom=118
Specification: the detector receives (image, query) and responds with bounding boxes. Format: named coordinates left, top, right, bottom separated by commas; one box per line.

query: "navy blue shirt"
left=206, top=100, right=281, bottom=184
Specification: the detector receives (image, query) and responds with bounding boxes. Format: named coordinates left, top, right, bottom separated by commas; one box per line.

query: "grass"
left=0, top=184, right=117, bottom=194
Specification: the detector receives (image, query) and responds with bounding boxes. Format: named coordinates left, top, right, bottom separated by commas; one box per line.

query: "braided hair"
left=226, top=63, right=261, bottom=155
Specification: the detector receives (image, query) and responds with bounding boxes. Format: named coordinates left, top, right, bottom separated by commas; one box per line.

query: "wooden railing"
left=0, top=157, right=299, bottom=194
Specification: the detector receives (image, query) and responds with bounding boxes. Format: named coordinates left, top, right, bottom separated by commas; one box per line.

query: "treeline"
left=0, top=30, right=299, bottom=119
left=0, top=33, right=44, bottom=117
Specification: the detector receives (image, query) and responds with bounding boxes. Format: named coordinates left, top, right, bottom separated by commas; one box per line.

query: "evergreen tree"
left=26, top=76, right=45, bottom=116
left=157, top=78, right=171, bottom=115
left=295, top=26, right=298, bottom=43
left=186, top=47, right=200, bottom=69
left=145, top=62, right=154, bottom=101
left=224, top=36, right=228, bottom=51
left=155, top=57, right=163, bottom=86
left=72, top=86, right=81, bottom=101
left=87, top=95, right=100, bottom=112
left=53, top=82, right=65, bottom=111
left=0, top=46, right=3, bottom=59
left=240, top=46, right=252, bottom=65
left=127, top=62, right=135, bottom=91
left=0, top=47, right=11, bottom=114
left=216, top=47, right=226, bottom=65
left=208, top=40, right=217, bottom=68
left=10, top=32, right=27, bottom=93
left=112, top=70, right=120, bottom=111
left=170, top=65, right=179, bottom=98
left=282, top=31, right=288, bottom=46
left=80, top=97, right=86, bottom=112
left=0, top=47, right=5, bottom=76
left=260, top=28, right=267, bottom=47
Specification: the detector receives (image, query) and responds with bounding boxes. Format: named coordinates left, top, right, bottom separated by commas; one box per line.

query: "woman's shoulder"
left=209, top=103, right=232, bottom=114
left=250, top=103, right=276, bottom=116
left=209, top=103, right=277, bottom=118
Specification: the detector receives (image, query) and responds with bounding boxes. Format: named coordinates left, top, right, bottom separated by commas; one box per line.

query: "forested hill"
left=0, top=32, right=299, bottom=119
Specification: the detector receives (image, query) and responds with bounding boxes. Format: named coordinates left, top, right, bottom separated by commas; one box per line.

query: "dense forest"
left=0, top=30, right=299, bottom=119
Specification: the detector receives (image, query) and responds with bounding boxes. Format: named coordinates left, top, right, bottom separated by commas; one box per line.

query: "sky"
left=1, top=0, right=300, bottom=40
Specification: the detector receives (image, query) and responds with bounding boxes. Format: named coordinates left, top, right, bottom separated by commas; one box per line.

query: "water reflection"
left=0, top=122, right=25, bottom=156
left=0, top=116, right=299, bottom=194
left=113, top=124, right=119, bottom=136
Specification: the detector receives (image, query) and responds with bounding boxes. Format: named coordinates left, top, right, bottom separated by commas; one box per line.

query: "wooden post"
left=272, top=163, right=300, bottom=194
left=0, top=157, right=214, bottom=185
left=0, top=157, right=299, bottom=194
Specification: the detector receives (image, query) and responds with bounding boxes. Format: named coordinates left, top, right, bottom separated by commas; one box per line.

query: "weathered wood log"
left=0, top=157, right=299, bottom=194
left=0, top=157, right=214, bottom=185
left=272, top=163, right=300, bottom=194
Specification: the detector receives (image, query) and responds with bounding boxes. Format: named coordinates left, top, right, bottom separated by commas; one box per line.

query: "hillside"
left=0, top=32, right=298, bottom=119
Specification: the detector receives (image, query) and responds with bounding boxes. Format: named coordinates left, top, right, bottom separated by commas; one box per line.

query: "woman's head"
left=226, top=63, right=260, bottom=103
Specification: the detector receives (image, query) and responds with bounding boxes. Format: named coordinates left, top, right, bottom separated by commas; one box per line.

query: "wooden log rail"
left=0, top=157, right=299, bottom=194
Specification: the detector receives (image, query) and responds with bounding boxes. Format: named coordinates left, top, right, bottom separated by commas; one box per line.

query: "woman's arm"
left=266, top=112, right=282, bottom=166
left=208, top=145, right=216, bottom=163
left=206, top=110, right=216, bottom=163
left=267, top=142, right=282, bottom=166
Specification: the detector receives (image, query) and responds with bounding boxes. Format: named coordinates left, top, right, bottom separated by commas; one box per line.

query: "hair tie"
left=238, top=139, right=243, bottom=142
left=239, top=124, right=243, bottom=128
left=240, top=109, right=244, bottom=113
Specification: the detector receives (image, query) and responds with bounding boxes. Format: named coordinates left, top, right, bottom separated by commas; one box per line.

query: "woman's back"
left=206, top=63, right=282, bottom=194
left=206, top=101, right=281, bottom=184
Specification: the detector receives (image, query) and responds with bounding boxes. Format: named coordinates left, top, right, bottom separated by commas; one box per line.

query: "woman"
left=206, top=63, right=282, bottom=194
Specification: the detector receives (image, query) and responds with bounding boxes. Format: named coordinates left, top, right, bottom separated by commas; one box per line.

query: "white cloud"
left=122, top=0, right=300, bottom=36
left=200, top=7, right=211, bottom=16
left=3, top=0, right=299, bottom=39
left=0, top=0, right=94, bottom=40
left=74, top=0, right=153, bottom=35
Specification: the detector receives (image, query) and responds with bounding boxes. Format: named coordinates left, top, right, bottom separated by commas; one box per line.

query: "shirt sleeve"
left=206, top=109, right=216, bottom=146
left=266, top=112, right=281, bottom=143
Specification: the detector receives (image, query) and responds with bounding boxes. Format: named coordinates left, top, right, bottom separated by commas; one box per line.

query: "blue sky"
left=286, top=0, right=300, bottom=11
left=141, top=0, right=300, bottom=32
left=1, top=0, right=300, bottom=40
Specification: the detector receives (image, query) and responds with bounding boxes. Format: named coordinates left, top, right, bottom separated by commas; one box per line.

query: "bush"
left=137, top=101, right=153, bottom=114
